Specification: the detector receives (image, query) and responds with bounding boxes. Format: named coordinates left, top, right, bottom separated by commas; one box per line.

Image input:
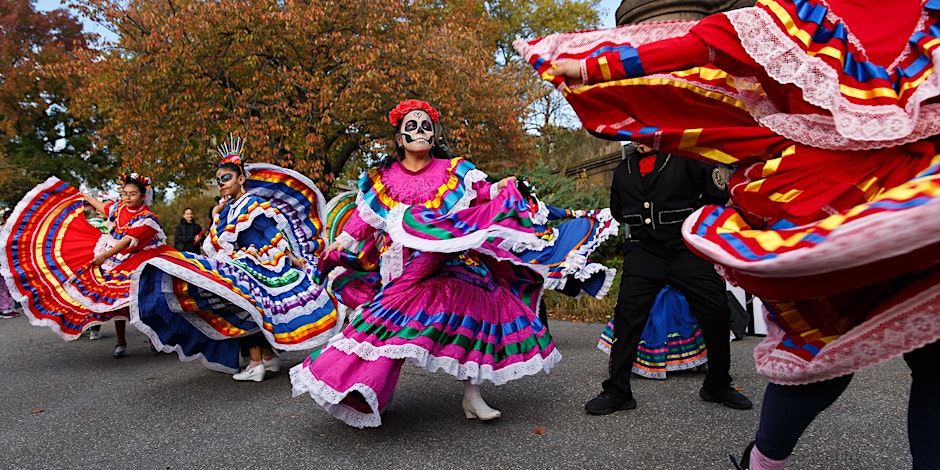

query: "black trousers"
left=603, top=239, right=733, bottom=398
left=755, top=340, right=940, bottom=467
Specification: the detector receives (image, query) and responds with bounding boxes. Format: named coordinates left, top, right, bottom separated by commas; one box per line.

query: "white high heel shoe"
left=462, top=394, right=501, bottom=420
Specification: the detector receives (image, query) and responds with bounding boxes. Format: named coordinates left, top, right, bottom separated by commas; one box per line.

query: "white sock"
left=463, top=380, right=481, bottom=399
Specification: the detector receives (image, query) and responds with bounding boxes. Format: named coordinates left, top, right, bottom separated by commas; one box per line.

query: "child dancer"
left=1, top=173, right=172, bottom=357
left=131, top=135, right=340, bottom=381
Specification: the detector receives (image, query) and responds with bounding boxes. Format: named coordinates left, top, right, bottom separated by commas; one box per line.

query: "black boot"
left=729, top=441, right=754, bottom=470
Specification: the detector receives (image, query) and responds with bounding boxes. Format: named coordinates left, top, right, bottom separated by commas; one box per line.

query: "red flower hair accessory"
left=118, top=171, right=152, bottom=189
left=118, top=171, right=155, bottom=205
left=388, top=100, right=440, bottom=127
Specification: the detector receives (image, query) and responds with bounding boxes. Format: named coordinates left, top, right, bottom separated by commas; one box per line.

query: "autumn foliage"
left=65, top=0, right=534, bottom=192
left=0, top=0, right=115, bottom=208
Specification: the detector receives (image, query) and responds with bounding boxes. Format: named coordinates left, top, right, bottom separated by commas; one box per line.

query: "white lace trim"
left=504, top=227, right=559, bottom=253
left=576, top=264, right=618, bottom=300
left=727, top=7, right=940, bottom=148
left=514, top=20, right=696, bottom=70
left=335, top=232, right=358, bottom=252
left=289, top=359, right=383, bottom=428
left=379, top=243, right=404, bottom=284
left=515, top=210, right=618, bottom=283
left=755, top=286, right=940, bottom=385
left=462, top=168, right=487, bottom=201
left=544, top=276, right=567, bottom=292
left=530, top=200, right=550, bottom=226
left=545, top=262, right=616, bottom=299
left=93, top=234, right=116, bottom=269
left=132, top=256, right=340, bottom=351
left=211, top=194, right=296, bottom=271
left=329, top=337, right=562, bottom=386
left=515, top=10, right=940, bottom=150
left=355, top=191, right=388, bottom=232
left=561, top=209, right=619, bottom=278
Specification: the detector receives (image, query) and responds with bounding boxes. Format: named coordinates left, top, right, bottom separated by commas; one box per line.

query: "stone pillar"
left=615, top=0, right=755, bottom=25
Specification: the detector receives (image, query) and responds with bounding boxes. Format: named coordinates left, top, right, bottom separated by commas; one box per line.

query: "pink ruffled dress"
left=290, top=157, right=560, bottom=427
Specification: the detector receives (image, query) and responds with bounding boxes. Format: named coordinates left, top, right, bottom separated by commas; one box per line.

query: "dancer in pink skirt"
left=290, top=100, right=560, bottom=427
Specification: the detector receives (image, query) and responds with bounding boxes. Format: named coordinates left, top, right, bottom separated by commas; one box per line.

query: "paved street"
left=1, top=315, right=910, bottom=469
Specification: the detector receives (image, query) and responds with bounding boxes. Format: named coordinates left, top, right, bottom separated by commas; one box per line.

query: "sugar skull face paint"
left=396, top=110, right=434, bottom=153
left=216, top=173, right=235, bottom=187
left=215, top=168, right=244, bottom=199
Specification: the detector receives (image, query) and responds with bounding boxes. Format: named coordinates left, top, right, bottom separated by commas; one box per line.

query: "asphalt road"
left=1, top=315, right=911, bottom=469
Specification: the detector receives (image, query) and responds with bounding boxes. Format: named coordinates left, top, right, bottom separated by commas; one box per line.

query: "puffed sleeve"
left=123, top=220, right=160, bottom=253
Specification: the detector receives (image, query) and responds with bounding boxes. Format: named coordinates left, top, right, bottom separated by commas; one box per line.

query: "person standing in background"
left=0, top=210, right=18, bottom=319
left=585, top=143, right=751, bottom=415
left=173, top=208, right=203, bottom=254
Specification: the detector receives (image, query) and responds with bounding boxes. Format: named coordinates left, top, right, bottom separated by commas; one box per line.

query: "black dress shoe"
left=585, top=391, right=637, bottom=415
left=699, top=387, right=753, bottom=410
left=730, top=441, right=755, bottom=469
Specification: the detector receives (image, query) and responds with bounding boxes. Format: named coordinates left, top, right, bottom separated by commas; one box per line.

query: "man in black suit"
left=586, top=143, right=752, bottom=414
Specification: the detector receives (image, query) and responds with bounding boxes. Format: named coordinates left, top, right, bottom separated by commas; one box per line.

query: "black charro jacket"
left=610, top=150, right=729, bottom=244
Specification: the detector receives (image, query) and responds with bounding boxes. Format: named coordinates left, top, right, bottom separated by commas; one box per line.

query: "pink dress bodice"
left=379, top=158, right=453, bottom=205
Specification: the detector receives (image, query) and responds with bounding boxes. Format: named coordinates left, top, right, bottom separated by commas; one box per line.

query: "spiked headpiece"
left=217, top=134, right=245, bottom=167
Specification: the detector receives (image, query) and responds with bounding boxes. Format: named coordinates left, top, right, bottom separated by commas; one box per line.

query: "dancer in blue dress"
left=131, top=135, right=340, bottom=381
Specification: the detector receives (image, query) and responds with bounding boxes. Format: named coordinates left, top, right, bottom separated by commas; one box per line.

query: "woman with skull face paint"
left=0, top=172, right=173, bottom=358
left=290, top=100, right=560, bottom=428
left=131, top=135, right=340, bottom=381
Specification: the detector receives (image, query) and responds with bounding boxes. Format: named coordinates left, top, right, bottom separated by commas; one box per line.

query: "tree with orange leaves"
left=65, top=0, right=534, bottom=193
left=0, top=0, right=115, bottom=208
